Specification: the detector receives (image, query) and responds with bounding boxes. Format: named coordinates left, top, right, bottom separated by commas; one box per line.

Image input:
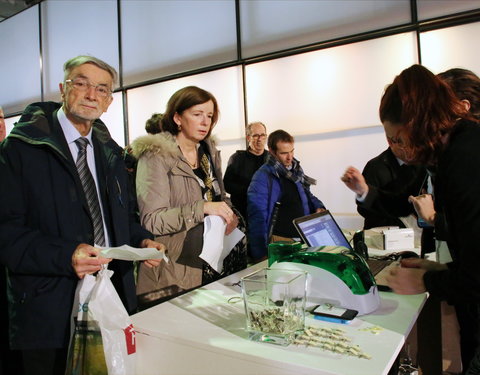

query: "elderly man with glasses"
left=0, top=55, right=165, bottom=375
left=224, top=121, right=269, bottom=223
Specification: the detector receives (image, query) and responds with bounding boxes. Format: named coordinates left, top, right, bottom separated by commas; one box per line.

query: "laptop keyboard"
left=367, top=259, right=393, bottom=276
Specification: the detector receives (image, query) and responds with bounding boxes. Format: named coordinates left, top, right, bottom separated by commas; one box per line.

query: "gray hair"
left=246, top=121, right=266, bottom=136
left=63, top=55, right=118, bottom=87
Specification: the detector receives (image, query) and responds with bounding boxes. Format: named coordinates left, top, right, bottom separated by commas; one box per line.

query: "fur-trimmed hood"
left=130, top=131, right=219, bottom=160
left=130, top=131, right=179, bottom=160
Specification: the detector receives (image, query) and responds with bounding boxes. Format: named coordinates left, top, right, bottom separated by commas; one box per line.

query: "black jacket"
left=0, top=102, right=152, bottom=350
left=357, top=148, right=426, bottom=229
left=424, top=120, right=480, bottom=304
left=223, top=149, right=267, bottom=220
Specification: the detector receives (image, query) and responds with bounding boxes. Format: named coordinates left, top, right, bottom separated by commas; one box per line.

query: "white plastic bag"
left=66, top=266, right=136, bottom=375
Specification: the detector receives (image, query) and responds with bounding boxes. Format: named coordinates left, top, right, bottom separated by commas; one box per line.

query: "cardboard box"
left=383, top=228, right=415, bottom=250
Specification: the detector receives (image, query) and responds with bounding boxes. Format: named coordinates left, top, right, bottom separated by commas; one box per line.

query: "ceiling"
left=0, top=0, right=41, bottom=22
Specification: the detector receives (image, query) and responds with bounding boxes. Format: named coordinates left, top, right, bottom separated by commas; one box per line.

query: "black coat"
left=357, top=148, right=426, bottom=229
left=424, top=120, right=480, bottom=303
left=223, top=149, right=267, bottom=220
left=0, top=102, right=152, bottom=350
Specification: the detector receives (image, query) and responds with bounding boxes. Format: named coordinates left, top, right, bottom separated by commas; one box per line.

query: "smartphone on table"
left=309, top=304, right=358, bottom=324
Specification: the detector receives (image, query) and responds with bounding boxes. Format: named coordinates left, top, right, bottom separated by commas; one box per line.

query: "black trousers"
left=21, top=348, right=68, bottom=375
left=455, top=302, right=480, bottom=374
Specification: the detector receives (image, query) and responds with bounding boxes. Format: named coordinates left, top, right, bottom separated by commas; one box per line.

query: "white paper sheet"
left=200, top=215, right=245, bottom=273
left=100, top=244, right=169, bottom=262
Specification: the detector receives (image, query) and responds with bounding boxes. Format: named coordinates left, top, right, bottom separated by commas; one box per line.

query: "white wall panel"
left=245, top=33, right=418, bottom=135
left=4, top=116, right=21, bottom=137
left=240, top=0, right=411, bottom=58
left=127, top=67, right=245, bottom=145
left=121, top=0, right=237, bottom=86
left=294, top=127, right=387, bottom=214
left=0, top=6, right=41, bottom=114
left=420, top=22, right=480, bottom=74
left=101, top=92, right=125, bottom=147
left=41, top=0, right=119, bottom=102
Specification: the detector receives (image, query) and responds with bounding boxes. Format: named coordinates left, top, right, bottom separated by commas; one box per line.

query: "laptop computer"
left=292, top=210, right=395, bottom=286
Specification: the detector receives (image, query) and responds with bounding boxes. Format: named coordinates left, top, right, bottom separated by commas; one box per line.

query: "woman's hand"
left=386, top=266, right=427, bottom=295
left=408, top=194, right=436, bottom=226
left=341, top=166, right=369, bottom=196
left=225, top=214, right=239, bottom=235
left=204, top=201, right=237, bottom=234
left=400, top=257, right=447, bottom=272
left=387, top=257, right=447, bottom=294
left=139, top=239, right=167, bottom=268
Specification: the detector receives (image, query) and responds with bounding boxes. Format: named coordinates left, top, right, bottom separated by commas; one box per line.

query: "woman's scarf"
left=195, top=143, right=221, bottom=201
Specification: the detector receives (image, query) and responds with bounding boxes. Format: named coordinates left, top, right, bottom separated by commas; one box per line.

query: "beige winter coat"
left=130, top=132, right=227, bottom=296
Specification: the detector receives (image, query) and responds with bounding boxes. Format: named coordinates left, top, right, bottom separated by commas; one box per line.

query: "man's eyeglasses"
left=251, top=133, right=267, bottom=140
left=65, top=78, right=112, bottom=98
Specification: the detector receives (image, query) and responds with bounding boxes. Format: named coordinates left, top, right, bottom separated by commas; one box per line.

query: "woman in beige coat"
left=131, top=86, right=246, bottom=304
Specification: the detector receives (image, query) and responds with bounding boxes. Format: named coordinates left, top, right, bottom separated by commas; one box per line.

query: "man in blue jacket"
left=0, top=55, right=164, bottom=375
left=247, top=130, right=325, bottom=261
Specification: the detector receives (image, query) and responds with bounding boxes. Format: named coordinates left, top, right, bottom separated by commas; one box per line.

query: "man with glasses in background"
left=0, top=55, right=165, bottom=375
left=224, top=121, right=269, bottom=222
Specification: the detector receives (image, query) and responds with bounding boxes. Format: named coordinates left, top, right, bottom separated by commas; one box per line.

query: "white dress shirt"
left=57, top=107, right=110, bottom=246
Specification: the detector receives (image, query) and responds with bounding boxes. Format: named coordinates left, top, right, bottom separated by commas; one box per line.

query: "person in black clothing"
left=359, top=147, right=426, bottom=229
left=344, top=64, right=480, bottom=374
left=224, top=121, right=268, bottom=221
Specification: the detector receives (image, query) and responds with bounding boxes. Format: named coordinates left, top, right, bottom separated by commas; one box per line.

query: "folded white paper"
left=100, top=244, right=169, bottom=262
left=200, top=215, right=245, bottom=273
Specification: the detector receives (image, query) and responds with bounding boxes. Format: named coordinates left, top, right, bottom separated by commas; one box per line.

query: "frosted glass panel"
left=101, top=92, right=125, bottom=147
left=0, top=6, right=41, bottom=114
left=121, top=0, right=237, bottom=86
left=294, top=127, right=387, bottom=213
left=41, top=0, right=119, bottom=102
left=240, top=0, right=411, bottom=58
left=420, top=22, right=480, bottom=74
left=127, top=66, right=245, bottom=145
left=417, top=0, right=480, bottom=20
left=245, top=33, right=417, bottom=135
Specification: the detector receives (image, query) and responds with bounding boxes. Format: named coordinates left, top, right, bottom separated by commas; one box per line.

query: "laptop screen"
left=293, top=210, right=352, bottom=249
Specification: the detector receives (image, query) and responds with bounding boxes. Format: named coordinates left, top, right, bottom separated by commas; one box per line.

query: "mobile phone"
left=310, top=304, right=358, bottom=320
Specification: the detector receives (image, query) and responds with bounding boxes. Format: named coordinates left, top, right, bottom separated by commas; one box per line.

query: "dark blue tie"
left=74, top=137, right=106, bottom=246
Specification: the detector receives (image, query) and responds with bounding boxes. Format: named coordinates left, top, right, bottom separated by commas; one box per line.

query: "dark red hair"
left=379, top=64, right=472, bottom=165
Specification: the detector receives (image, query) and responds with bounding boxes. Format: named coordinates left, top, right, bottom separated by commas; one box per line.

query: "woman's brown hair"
left=162, top=86, right=219, bottom=137
left=438, top=68, right=480, bottom=119
left=379, top=64, right=470, bottom=165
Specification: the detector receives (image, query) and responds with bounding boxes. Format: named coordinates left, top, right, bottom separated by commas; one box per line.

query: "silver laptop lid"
left=293, top=210, right=352, bottom=250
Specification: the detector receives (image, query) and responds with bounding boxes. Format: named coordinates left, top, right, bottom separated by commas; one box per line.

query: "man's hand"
left=341, top=167, right=369, bottom=196
left=139, top=239, right=167, bottom=268
left=72, top=243, right=111, bottom=279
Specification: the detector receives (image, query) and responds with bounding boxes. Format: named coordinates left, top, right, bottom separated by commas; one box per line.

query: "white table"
left=132, top=262, right=426, bottom=375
